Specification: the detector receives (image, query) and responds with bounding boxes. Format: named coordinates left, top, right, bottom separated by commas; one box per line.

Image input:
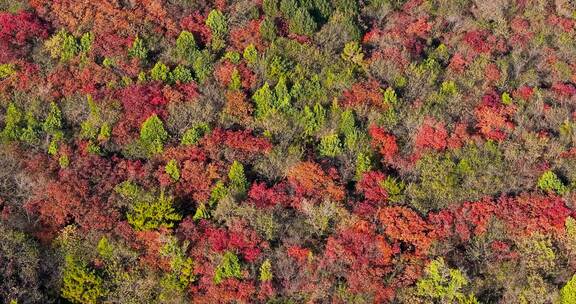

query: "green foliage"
left=171, top=65, right=193, bottom=83
left=300, top=103, right=326, bottom=137
left=0, top=63, right=16, bottom=78
left=140, top=114, right=168, bottom=156
left=274, top=76, right=291, bottom=110
left=381, top=176, right=405, bottom=203
left=80, top=95, right=103, bottom=140
left=560, top=273, right=576, bottom=304
left=355, top=151, right=373, bottom=179
left=319, top=133, right=342, bottom=157
left=19, top=111, right=40, bottom=143
left=224, top=51, right=241, bottom=64
left=263, top=0, right=279, bottom=16
left=59, top=155, right=70, bottom=169
left=45, top=29, right=80, bottom=62
left=181, top=122, right=210, bottom=146
left=410, top=153, right=459, bottom=211
left=229, top=68, right=242, bottom=90
left=253, top=82, right=275, bottom=118
left=214, top=251, right=243, bottom=284
left=126, top=190, right=182, bottom=231
left=97, top=237, right=114, bottom=260
left=339, top=109, right=356, bottom=136
left=159, top=237, right=195, bottom=300
left=209, top=181, right=229, bottom=206
left=260, top=17, right=277, bottom=41
left=175, top=30, right=196, bottom=62
left=243, top=44, right=258, bottom=65
left=537, top=170, right=568, bottom=195
left=43, top=102, right=63, bottom=135
left=191, top=50, right=213, bottom=83
left=440, top=80, right=457, bottom=95
left=341, top=41, right=364, bottom=66
left=61, top=254, right=106, bottom=304
left=150, top=61, right=170, bottom=82
left=501, top=92, right=513, bottom=105
left=1, top=103, right=23, bottom=141
left=259, top=259, right=273, bottom=282
left=79, top=32, right=94, bottom=53
left=128, top=36, right=148, bottom=60
left=206, top=9, right=228, bottom=36
left=165, top=159, right=180, bottom=181
left=228, top=161, right=248, bottom=195
left=193, top=202, right=210, bottom=220
left=280, top=0, right=298, bottom=16
left=102, top=57, right=114, bottom=68
left=289, top=8, right=317, bottom=36
left=415, top=258, right=478, bottom=304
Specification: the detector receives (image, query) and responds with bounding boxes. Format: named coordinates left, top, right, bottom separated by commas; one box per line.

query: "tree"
left=228, top=161, right=248, bottom=195
left=243, top=44, right=258, bottom=65
left=128, top=36, right=148, bottom=60
left=214, top=251, right=243, bottom=284
left=415, top=258, right=478, bottom=303
left=175, top=30, right=196, bottom=62
left=341, top=41, right=364, bottom=66
left=319, top=133, right=342, bottom=157
left=150, top=61, right=170, bottom=82
left=126, top=190, right=182, bottom=231
left=1, top=103, right=23, bottom=141
left=537, top=170, right=568, bottom=195
left=44, top=29, right=79, bottom=62
left=140, top=114, right=168, bottom=156
left=61, top=254, right=106, bottom=304
left=252, top=82, right=275, bottom=118
left=43, top=102, right=63, bottom=135
left=206, top=9, right=228, bottom=36
left=165, top=159, right=180, bottom=181
left=181, top=122, right=210, bottom=146
left=259, top=259, right=273, bottom=282
left=289, top=8, right=317, bottom=36
left=560, top=274, right=576, bottom=304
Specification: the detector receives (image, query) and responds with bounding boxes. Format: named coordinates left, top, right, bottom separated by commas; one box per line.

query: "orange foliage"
left=287, top=161, right=345, bottom=204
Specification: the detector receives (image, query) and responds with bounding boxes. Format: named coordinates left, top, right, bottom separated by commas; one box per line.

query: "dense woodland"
left=1, top=0, right=576, bottom=303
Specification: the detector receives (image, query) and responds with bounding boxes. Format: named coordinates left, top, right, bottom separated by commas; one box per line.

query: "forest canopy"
left=0, top=0, right=576, bottom=303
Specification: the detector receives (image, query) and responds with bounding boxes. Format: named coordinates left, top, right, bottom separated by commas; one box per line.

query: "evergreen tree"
left=140, top=114, right=168, bottom=156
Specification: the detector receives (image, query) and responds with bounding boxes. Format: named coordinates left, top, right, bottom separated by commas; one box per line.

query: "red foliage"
left=513, top=85, right=534, bottom=101
left=180, top=12, right=212, bottom=47
left=30, top=0, right=178, bottom=37
left=203, top=128, right=272, bottom=162
left=368, top=125, right=399, bottom=162
left=247, top=182, right=290, bottom=208
left=378, top=206, right=433, bottom=255
left=156, top=146, right=218, bottom=203
left=428, top=199, right=496, bottom=242
left=287, top=245, right=311, bottom=265
left=406, top=17, right=432, bottom=38
left=322, top=220, right=396, bottom=302
left=495, top=193, right=572, bottom=236
left=414, top=117, right=448, bottom=152
left=356, top=171, right=388, bottom=204
left=552, top=82, right=576, bottom=99
left=112, top=83, right=168, bottom=144
left=475, top=91, right=515, bottom=141
left=463, top=30, right=492, bottom=54
left=230, top=19, right=264, bottom=51
left=205, top=221, right=263, bottom=262
left=24, top=153, right=127, bottom=240
left=0, top=11, right=48, bottom=62
left=341, top=80, right=385, bottom=109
